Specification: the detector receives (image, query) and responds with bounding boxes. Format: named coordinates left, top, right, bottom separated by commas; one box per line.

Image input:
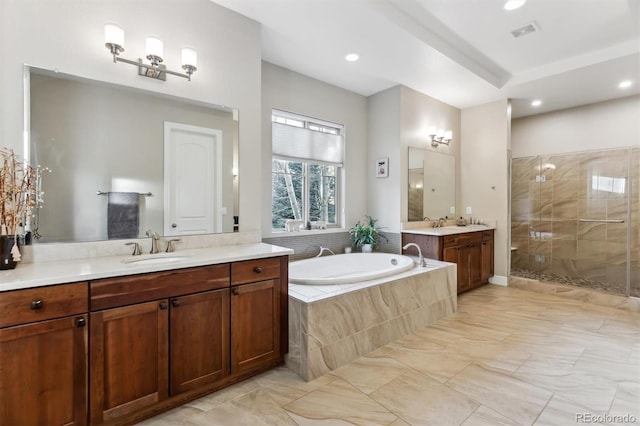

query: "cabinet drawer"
left=482, top=230, right=494, bottom=241
left=443, top=232, right=482, bottom=248
left=0, top=282, right=88, bottom=328
left=231, top=257, right=280, bottom=285
left=90, top=264, right=230, bottom=311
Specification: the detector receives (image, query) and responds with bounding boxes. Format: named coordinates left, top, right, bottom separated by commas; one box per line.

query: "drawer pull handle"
left=253, top=266, right=263, bottom=273
left=76, top=318, right=86, bottom=327
left=159, top=302, right=168, bottom=310
left=171, top=299, right=181, bottom=308
left=31, top=300, right=43, bottom=310
left=232, top=288, right=240, bottom=296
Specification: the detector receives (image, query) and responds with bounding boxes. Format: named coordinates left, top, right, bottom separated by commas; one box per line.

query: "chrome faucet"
left=125, top=242, right=142, bottom=256
left=438, top=217, right=446, bottom=228
left=315, top=246, right=336, bottom=257
left=402, top=243, right=425, bottom=267
left=146, top=229, right=161, bottom=254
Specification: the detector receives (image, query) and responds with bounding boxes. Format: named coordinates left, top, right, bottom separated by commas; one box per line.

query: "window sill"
left=263, top=228, right=348, bottom=239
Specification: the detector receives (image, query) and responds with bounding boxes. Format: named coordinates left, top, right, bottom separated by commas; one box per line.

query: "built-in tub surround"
left=287, top=260, right=457, bottom=381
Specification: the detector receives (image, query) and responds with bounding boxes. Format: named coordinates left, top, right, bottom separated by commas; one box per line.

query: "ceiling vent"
left=511, top=22, right=540, bottom=38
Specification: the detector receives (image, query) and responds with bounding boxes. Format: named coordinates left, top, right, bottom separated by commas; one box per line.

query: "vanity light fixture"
left=618, top=80, right=633, bottom=89
left=428, top=127, right=452, bottom=147
left=345, top=53, right=360, bottom=62
left=531, top=99, right=542, bottom=107
left=104, top=23, right=197, bottom=81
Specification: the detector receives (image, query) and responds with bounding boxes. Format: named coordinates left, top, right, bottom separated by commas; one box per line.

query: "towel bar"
left=97, top=190, right=152, bottom=196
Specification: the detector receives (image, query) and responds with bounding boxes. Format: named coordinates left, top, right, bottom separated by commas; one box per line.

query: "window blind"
left=272, top=122, right=344, bottom=167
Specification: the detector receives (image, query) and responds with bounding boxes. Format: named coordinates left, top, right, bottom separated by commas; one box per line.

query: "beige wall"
left=261, top=62, right=368, bottom=235
left=461, top=100, right=511, bottom=280
left=0, top=0, right=262, bottom=233
left=512, top=95, right=640, bottom=158
left=368, top=86, right=461, bottom=233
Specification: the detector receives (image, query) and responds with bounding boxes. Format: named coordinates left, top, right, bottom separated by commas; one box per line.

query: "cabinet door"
left=444, top=246, right=466, bottom=294
left=481, top=239, right=494, bottom=284
left=231, top=279, right=280, bottom=374
left=0, top=315, right=88, bottom=426
left=468, top=243, right=483, bottom=290
left=90, top=301, right=168, bottom=424
left=170, top=289, right=230, bottom=395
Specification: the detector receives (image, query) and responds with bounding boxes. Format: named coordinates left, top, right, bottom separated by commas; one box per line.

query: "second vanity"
left=0, top=242, right=292, bottom=426
left=402, top=225, right=494, bottom=294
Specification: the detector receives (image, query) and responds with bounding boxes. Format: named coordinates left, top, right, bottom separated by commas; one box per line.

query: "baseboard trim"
left=489, top=275, right=508, bottom=286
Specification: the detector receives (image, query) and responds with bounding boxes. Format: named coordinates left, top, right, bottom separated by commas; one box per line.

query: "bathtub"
left=289, top=252, right=415, bottom=285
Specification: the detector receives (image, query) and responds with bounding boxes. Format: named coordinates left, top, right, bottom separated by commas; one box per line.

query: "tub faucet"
left=316, top=246, right=336, bottom=257
left=146, top=229, right=160, bottom=254
left=402, top=243, right=425, bottom=267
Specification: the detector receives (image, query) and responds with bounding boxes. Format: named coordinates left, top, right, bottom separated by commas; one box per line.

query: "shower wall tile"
left=606, top=242, right=629, bottom=266
left=578, top=199, right=606, bottom=220
left=553, top=199, right=578, bottom=220
left=577, top=222, right=606, bottom=241
left=606, top=199, right=628, bottom=219
left=531, top=181, right=553, bottom=200
left=549, top=155, right=580, bottom=180
left=552, top=220, right=577, bottom=240
left=552, top=240, right=577, bottom=260
left=511, top=179, right=530, bottom=200
left=607, top=223, right=627, bottom=243
left=576, top=240, right=607, bottom=260
left=511, top=199, right=533, bottom=221
left=553, top=179, right=579, bottom=201
left=511, top=157, right=536, bottom=180
left=511, top=236, right=529, bottom=255
left=533, top=199, right=553, bottom=221
left=511, top=221, right=530, bottom=239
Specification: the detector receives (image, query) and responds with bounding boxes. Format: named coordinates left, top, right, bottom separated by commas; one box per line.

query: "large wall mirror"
left=27, top=66, right=239, bottom=243
left=408, top=147, right=455, bottom=221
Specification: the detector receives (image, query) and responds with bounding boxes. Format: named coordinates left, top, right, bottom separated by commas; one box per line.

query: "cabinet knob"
left=76, top=318, right=86, bottom=327
left=232, top=287, right=240, bottom=296
left=253, top=266, right=263, bottom=273
left=171, top=299, right=181, bottom=308
left=31, top=300, right=43, bottom=310
left=171, top=223, right=177, bottom=228
left=159, top=302, right=168, bottom=310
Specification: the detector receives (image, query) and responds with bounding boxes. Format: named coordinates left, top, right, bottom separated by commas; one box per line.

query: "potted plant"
left=349, top=215, right=387, bottom=252
left=0, top=148, right=47, bottom=269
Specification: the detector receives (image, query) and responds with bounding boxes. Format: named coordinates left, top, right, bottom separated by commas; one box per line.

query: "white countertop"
left=0, top=243, right=293, bottom=292
left=401, top=224, right=495, bottom=236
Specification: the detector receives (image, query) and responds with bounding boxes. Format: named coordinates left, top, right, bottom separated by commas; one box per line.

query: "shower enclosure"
left=510, top=147, right=639, bottom=297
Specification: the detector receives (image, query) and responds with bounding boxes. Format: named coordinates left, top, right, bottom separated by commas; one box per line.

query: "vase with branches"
left=0, top=148, right=48, bottom=268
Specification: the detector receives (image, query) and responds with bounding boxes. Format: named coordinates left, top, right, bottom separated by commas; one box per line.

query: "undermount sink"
left=124, top=255, right=191, bottom=265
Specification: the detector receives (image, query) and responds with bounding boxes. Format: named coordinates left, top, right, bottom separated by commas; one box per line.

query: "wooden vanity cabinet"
left=88, top=264, right=230, bottom=425
left=88, top=256, right=288, bottom=425
left=0, top=283, right=89, bottom=426
left=230, top=257, right=284, bottom=374
left=403, top=229, right=494, bottom=294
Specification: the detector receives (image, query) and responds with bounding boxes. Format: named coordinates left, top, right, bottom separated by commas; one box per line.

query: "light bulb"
left=145, top=36, right=164, bottom=59
left=444, top=130, right=453, bottom=140
left=104, top=23, right=124, bottom=48
left=181, top=47, right=198, bottom=67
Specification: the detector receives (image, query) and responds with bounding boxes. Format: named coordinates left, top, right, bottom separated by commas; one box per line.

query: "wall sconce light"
left=427, top=127, right=452, bottom=147
left=104, top=23, right=197, bottom=81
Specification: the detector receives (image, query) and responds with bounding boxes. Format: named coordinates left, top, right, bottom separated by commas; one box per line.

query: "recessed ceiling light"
left=531, top=99, right=542, bottom=107
left=344, top=53, right=359, bottom=62
left=618, top=80, right=633, bottom=89
left=504, top=0, right=526, bottom=11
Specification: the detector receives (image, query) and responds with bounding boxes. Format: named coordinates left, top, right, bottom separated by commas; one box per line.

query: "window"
left=271, top=110, right=343, bottom=230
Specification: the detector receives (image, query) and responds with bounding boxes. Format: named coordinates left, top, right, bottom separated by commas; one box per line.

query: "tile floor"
left=140, top=285, right=640, bottom=426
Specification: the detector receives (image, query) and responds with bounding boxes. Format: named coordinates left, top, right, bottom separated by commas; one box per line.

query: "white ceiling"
left=211, top=0, right=640, bottom=118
